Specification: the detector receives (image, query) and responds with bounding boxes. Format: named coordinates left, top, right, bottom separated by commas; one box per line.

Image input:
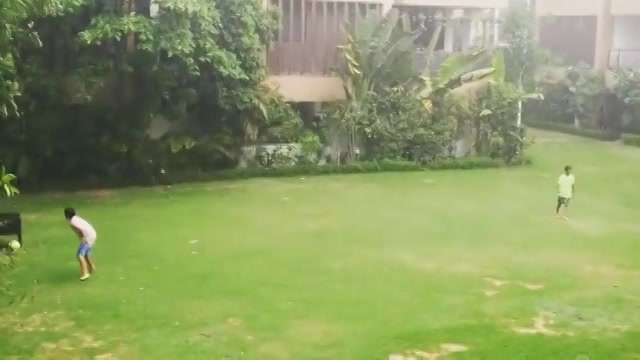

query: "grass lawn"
left=2, top=129, right=640, bottom=359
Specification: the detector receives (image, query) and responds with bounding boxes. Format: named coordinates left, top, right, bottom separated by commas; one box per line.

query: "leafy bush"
left=613, top=68, right=640, bottom=133
left=472, top=81, right=532, bottom=163
left=622, top=134, right=640, bottom=147
left=364, top=87, right=456, bottom=161
left=525, top=120, right=620, bottom=141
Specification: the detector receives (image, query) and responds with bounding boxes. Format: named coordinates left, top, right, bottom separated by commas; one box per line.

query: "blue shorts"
left=77, top=243, right=93, bottom=257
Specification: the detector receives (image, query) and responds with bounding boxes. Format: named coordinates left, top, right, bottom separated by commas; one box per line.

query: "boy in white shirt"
left=556, top=165, right=576, bottom=220
left=64, top=207, right=97, bottom=281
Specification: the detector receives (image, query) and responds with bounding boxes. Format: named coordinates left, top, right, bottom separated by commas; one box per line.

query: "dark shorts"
left=557, top=196, right=571, bottom=207
left=77, top=243, right=92, bottom=257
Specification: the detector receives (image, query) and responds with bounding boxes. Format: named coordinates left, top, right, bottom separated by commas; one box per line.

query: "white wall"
left=613, top=16, right=640, bottom=48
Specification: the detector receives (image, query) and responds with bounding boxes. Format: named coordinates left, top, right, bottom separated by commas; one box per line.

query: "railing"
left=609, top=49, right=640, bottom=69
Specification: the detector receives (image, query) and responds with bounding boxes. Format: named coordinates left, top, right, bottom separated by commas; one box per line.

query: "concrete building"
left=264, top=0, right=640, bottom=102
left=536, top=0, right=640, bottom=73
left=264, top=0, right=508, bottom=102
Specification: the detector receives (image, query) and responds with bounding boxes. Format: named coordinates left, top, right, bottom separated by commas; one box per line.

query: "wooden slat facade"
left=267, top=0, right=382, bottom=75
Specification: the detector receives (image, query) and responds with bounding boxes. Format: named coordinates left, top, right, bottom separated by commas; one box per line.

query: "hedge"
left=622, top=133, right=640, bottom=147
left=525, top=120, right=620, bottom=141
left=156, top=157, right=531, bottom=185
left=24, top=156, right=532, bottom=193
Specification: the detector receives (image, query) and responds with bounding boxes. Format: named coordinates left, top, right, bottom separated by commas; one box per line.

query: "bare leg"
left=556, top=198, right=568, bottom=220
left=78, top=256, right=90, bottom=280
left=85, top=255, right=96, bottom=274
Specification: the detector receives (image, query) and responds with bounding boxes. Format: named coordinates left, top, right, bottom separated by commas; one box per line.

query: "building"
left=536, top=0, right=640, bottom=74
left=264, top=0, right=508, bottom=103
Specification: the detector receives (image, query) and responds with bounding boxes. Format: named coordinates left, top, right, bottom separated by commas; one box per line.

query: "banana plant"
left=337, top=8, right=421, bottom=160
left=413, top=20, right=499, bottom=107
left=0, top=166, right=19, bottom=197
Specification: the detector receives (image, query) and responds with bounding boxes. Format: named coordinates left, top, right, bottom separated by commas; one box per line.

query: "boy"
left=64, top=207, right=97, bottom=281
left=556, top=165, right=576, bottom=220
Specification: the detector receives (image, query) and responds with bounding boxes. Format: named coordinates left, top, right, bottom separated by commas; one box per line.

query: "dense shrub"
left=28, top=156, right=531, bottom=192
left=363, top=87, right=456, bottom=161
left=622, top=134, right=640, bottom=147
left=525, top=120, right=620, bottom=141
left=613, top=69, right=640, bottom=133
left=157, top=156, right=531, bottom=184
left=472, top=82, right=531, bottom=163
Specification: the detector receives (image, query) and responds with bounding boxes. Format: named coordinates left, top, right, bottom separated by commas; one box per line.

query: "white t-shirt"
left=70, top=216, right=97, bottom=245
left=558, top=173, right=575, bottom=199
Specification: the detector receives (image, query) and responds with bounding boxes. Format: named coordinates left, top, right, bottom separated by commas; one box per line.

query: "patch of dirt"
left=36, top=333, right=108, bottom=358
left=481, top=277, right=509, bottom=297
left=0, top=311, right=75, bottom=333
left=519, top=282, right=545, bottom=291
left=256, top=319, right=341, bottom=359
left=481, top=278, right=545, bottom=297
left=512, top=312, right=574, bottom=336
left=483, top=290, right=499, bottom=297
left=484, top=277, right=509, bottom=287
left=191, top=317, right=250, bottom=344
left=1, top=311, right=128, bottom=359
left=390, top=343, right=469, bottom=359
left=258, top=341, right=291, bottom=360
left=94, top=354, right=116, bottom=360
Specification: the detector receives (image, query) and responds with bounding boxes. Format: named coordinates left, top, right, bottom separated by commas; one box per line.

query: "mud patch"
left=390, top=343, right=469, bottom=359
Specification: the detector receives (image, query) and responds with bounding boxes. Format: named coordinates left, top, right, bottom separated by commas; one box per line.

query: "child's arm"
left=70, top=225, right=83, bottom=240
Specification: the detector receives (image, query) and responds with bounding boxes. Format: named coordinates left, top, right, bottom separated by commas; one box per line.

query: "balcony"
left=609, top=49, right=640, bottom=68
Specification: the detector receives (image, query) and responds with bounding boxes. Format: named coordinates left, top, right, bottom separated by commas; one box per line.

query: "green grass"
left=2, top=129, right=640, bottom=359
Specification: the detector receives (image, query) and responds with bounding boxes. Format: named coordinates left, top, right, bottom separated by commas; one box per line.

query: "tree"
left=502, top=0, right=538, bottom=126
left=0, top=0, right=279, bottom=185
